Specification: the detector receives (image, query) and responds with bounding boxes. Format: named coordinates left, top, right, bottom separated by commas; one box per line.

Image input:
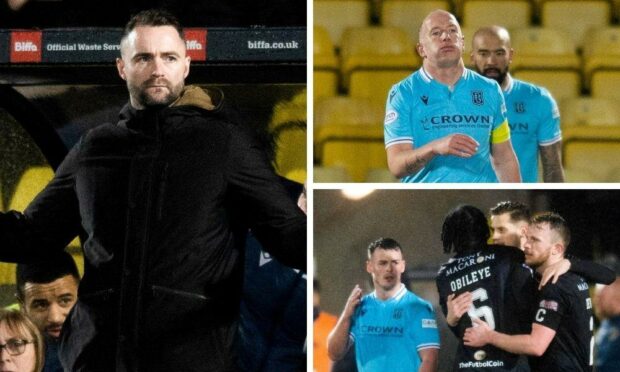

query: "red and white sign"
left=183, top=28, right=207, bottom=61
left=10, top=31, right=42, bottom=63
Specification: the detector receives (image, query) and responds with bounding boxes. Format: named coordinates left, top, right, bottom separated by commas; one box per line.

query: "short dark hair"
left=16, top=251, right=80, bottom=301
left=531, top=212, right=571, bottom=248
left=442, top=205, right=490, bottom=254
left=367, top=237, right=402, bottom=259
left=490, top=201, right=530, bottom=223
left=121, top=9, right=184, bottom=43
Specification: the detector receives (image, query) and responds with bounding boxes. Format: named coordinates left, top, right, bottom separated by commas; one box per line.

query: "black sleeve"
left=0, top=144, right=82, bottom=262
left=568, top=256, right=615, bottom=285
left=226, top=125, right=306, bottom=272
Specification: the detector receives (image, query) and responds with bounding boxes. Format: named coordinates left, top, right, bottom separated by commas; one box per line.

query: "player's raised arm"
left=327, top=285, right=362, bottom=361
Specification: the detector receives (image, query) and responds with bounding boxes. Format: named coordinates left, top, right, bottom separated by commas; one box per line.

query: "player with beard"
left=384, top=10, right=521, bottom=183
left=328, top=238, right=439, bottom=372
left=464, top=213, right=595, bottom=371
left=471, top=26, right=564, bottom=182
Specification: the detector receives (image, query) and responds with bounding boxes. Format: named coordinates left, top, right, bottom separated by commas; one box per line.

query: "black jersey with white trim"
left=436, top=244, right=535, bottom=371
left=529, top=272, right=594, bottom=372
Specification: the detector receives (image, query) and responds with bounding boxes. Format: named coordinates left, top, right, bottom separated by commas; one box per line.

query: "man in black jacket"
left=0, top=9, right=306, bottom=372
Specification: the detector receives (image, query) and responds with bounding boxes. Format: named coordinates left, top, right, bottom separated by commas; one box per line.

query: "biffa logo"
left=183, top=28, right=207, bottom=61
left=10, top=31, right=42, bottom=63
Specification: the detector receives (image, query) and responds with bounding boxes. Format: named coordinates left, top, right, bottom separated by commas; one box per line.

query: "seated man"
left=16, top=251, right=80, bottom=372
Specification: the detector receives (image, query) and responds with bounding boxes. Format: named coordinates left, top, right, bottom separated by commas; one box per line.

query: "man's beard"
left=129, top=78, right=184, bottom=108
left=480, top=67, right=508, bottom=86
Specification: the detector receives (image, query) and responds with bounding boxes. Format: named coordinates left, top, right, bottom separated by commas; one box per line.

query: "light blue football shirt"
left=384, top=68, right=510, bottom=183
left=503, top=76, right=562, bottom=182
left=349, top=284, right=440, bottom=372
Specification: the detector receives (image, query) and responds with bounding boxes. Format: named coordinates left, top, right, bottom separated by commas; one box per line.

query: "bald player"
left=384, top=10, right=521, bottom=183
left=471, top=26, right=564, bottom=183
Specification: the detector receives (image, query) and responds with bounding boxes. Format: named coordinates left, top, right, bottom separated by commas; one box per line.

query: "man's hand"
left=539, top=258, right=571, bottom=289
left=463, top=317, right=493, bottom=347
left=343, top=285, right=363, bottom=319
left=447, top=292, right=473, bottom=326
left=432, top=134, right=479, bottom=158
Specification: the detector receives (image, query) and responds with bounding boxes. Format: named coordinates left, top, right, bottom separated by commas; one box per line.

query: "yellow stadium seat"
left=562, top=125, right=620, bottom=181
left=381, top=0, right=451, bottom=42
left=269, top=90, right=307, bottom=180
left=462, top=0, right=532, bottom=30
left=461, top=26, right=477, bottom=67
left=563, top=165, right=606, bottom=182
left=564, top=141, right=620, bottom=181
left=313, top=166, right=352, bottom=182
left=591, top=71, right=620, bottom=101
left=510, top=28, right=580, bottom=71
left=314, top=26, right=339, bottom=99
left=314, top=26, right=338, bottom=70
left=365, top=168, right=398, bottom=182
left=0, top=180, right=3, bottom=212
left=314, top=96, right=385, bottom=182
left=582, top=27, right=620, bottom=90
left=340, top=26, right=420, bottom=91
left=512, top=70, right=581, bottom=105
left=314, top=0, right=371, bottom=45
left=541, top=0, right=611, bottom=50
left=349, top=70, right=412, bottom=107
left=560, top=97, right=620, bottom=127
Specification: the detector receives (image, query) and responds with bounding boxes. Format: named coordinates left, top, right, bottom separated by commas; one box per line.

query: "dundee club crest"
left=471, top=91, right=484, bottom=106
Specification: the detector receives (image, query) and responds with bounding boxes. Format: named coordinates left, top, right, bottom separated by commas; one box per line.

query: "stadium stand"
left=381, top=0, right=451, bottom=42
left=314, top=25, right=339, bottom=99
left=540, top=0, right=612, bottom=50
left=314, top=0, right=371, bottom=46
left=560, top=97, right=620, bottom=127
left=582, top=26, right=620, bottom=91
left=461, top=0, right=532, bottom=30
left=314, top=96, right=386, bottom=182
left=340, top=26, right=419, bottom=93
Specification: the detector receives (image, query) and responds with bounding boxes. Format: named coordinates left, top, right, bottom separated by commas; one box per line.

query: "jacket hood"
left=171, top=85, right=223, bottom=111
left=118, top=85, right=225, bottom=127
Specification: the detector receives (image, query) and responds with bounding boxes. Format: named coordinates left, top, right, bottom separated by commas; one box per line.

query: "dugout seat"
left=582, top=27, right=620, bottom=91
left=9, top=166, right=81, bottom=250
left=314, top=0, right=371, bottom=46
left=462, top=0, right=532, bottom=30
left=510, top=28, right=580, bottom=71
left=314, top=26, right=339, bottom=99
left=269, top=90, right=307, bottom=182
left=560, top=97, right=620, bottom=127
left=314, top=96, right=385, bottom=182
left=380, top=0, right=451, bottom=42
left=512, top=70, right=581, bottom=106
left=340, top=26, right=419, bottom=92
left=8, top=166, right=54, bottom=212
left=541, top=0, right=612, bottom=50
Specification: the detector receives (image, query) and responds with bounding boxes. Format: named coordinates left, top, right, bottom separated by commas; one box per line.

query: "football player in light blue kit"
left=384, top=10, right=521, bottom=183
left=327, top=238, right=440, bottom=372
left=471, top=26, right=564, bottom=182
